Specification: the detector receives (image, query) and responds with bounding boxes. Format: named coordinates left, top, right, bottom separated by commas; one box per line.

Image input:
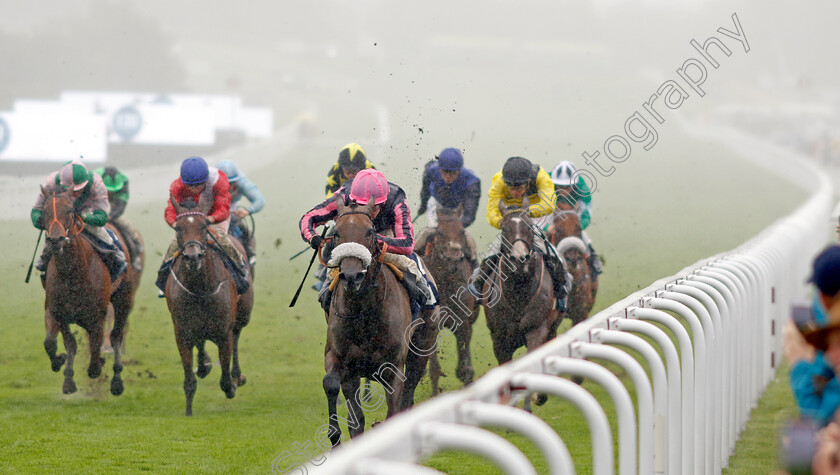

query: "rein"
left=47, top=195, right=84, bottom=239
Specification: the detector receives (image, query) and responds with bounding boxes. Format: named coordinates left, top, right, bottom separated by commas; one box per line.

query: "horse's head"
left=498, top=196, right=536, bottom=274
left=41, top=187, right=84, bottom=255
left=171, top=195, right=210, bottom=271
left=551, top=199, right=582, bottom=244
left=431, top=205, right=467, bottom=262
left=329, top=197, right=380, bottom=293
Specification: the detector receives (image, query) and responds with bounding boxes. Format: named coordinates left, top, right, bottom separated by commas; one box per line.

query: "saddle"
left=82, top=228, right=126, bottom=284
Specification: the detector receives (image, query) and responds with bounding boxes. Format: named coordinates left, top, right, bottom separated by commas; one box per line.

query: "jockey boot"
left=465, top=233, right=479, bottom=270
left=588, top=244, right=603, bottom=276
left=467, top=254, right=499, bottom=303
left=129, top=237, right=144, bottom=272
left=318, top=269, right=335, bottom=312
left=543, top=253, right=570, bottom=303
left=312, top=264, right=327, bottom=292
left=403, top=272, right=432, bottom=307
left=35, top=249, right=50, bottom=272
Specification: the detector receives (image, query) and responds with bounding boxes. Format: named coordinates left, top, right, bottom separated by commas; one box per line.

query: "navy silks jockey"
left=31, top=159, right=127, bottom=281
left=300, top=169, right=438, bottom=314
left=156, top=156, right=249, bottom=295
left=414, top=147, right=481, bottom=268
left=324, top=143, right=375, bottom=198
left=468, top=156, right=571, bottom=311
left=215, top=160, right=265, bottom=267
left=549, top=160, right=603, bottom=276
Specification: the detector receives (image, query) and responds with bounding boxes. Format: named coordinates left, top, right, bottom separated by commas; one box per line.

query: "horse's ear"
left=363, top=195, right=376, bottom=215
left=499, top=199, right=508, bottom=215
left=170, top=194, right=183, bottom=214
left=40, top=185, right=48, bottom=197
left=521, top=195, right=531, bottom=210
left=197, top=189, right=213, bottom=215
left=336, top=195, right=346, bottom=214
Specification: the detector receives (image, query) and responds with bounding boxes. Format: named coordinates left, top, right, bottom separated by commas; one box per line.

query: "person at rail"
left=414, top=147, right=481, bottom=269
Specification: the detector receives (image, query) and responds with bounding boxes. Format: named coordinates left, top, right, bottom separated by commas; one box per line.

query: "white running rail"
left=305, top=129, right=835, bottom=475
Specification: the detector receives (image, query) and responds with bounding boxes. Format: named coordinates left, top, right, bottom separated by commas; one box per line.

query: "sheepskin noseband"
left=328, top=242, right=373, bottom=267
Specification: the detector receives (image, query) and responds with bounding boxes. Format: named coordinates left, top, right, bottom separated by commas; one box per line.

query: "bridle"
left=45, top=194, right=84, bottom=240
left=175, top=211, right=208, bottom=255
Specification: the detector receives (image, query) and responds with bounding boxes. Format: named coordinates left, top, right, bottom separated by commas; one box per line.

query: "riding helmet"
left=349, top=169, right=389, bottom=205
left=437, top=148, right=464, bottom=171
left=338, top=143, right=367, bottom=171
left=59, top=160, right=90, bottom=191
left=502, top=156, right=532, bottom=187
left=216, top=160, right=240, bottom=183
left=180, top=156, right=209, bottom=185
left=94, top=166, right=127, bottom=192
left=550, top=161, right=577, bottom=186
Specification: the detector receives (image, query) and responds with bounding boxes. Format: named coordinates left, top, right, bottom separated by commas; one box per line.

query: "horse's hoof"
left=222, top=381, right=236, bottom=399
left=196, top=362, right=212, bottom=379
left=456, top=367, right=474, bottom=385
left=571, top=375, right=584, bottom=385
left=237, top=375, right=247, bottom=387
left=535, top=393, right=548, bottom=406
left=111, top=377, right=124, bottom=396
left=63, top=379, right=77, bottom=394
left=88, top=365, right=102, bottom=379
left=51, top=354, right=67, bottom=372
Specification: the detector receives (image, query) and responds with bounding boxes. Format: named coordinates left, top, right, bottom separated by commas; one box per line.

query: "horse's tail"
left=555, top=236, right=587, bottom=257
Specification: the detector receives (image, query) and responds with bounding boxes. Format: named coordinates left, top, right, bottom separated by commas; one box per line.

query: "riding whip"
left=25, top=229, right=44, bottom=284
left=289, top=225, right=330, bottom=308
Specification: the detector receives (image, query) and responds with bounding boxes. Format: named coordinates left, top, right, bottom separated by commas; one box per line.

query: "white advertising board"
left=0, top=110, right=107, bottom=162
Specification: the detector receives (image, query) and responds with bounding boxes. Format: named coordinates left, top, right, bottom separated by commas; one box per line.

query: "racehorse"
left=547, top=198, right=596, bottom=326
left=482, top=197, right=558, bottom=410
left=40, top=188, right=132, bottom=396
left=421, top=205, right=478, bottom=393
left=322, top=197, right=438, bottom=445
left=165, top=196, right=253, bottom=416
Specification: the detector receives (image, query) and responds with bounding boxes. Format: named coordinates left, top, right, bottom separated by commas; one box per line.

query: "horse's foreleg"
left=86, top=311, right=105, bottom=379
left=176, top=336, right=196, bottom=416
left=401, top=310, right=440, bottom=410
left=341, top=376, right=365, bottom=439
left=525, top=325, right=551, bottom=407
left=323, top=352, right=343, bottom=447
left=60, top=324, right=78, bottom=394
left=231, top=327, right=246, bottom=387
left=109, top=303, right=127, bottom=396
left=44, top=309, right=66, bottom=373
left=217, top=333, right=236, bottom=399
left=429, top=351, right=441, bottom=396
left=196, top=341, right=212, bottom=379
left=453, top=319, right=475, bottom=385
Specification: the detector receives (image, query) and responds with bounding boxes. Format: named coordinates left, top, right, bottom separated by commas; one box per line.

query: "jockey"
left=157, top=156, right=248, bottom=295
left=414, top=147, right=481, bottom=269
left=300, top=169, right=438, bottom=314
left=215, top=160, right=264, bottom=267
left=31, top=159, right=127, bottom=281
left=93, top=166, right=144, bottom=271
left=469, top=156, right=571, bottom=310
left=325, top=143, right=376, bottom=198
left=549, top=161, right=603, bottom=276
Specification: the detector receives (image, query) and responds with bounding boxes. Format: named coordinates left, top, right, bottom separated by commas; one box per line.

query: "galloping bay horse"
left=322, top=197, right=438, bottom=446
left=421, top=205, right=478, bottom=393
left=165, top=196, right=253, bottom=416
left=40, top=188, right=134, bottom=396
left=483, top=197, right=559, bottom=409
left=548, top=198, right=597, bottom=326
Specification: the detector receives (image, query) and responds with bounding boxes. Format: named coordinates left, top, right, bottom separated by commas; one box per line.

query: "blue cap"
left=180, top=156, right=209, bottom=185
left=809, top=245, right=840, bottom=296
left=216, top=160, right=240, bottom=183
left=438, top=148, right=464, bottom=171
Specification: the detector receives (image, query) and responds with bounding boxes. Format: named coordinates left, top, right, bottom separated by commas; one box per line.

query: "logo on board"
left=113, top=105, right=143, bottom=141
